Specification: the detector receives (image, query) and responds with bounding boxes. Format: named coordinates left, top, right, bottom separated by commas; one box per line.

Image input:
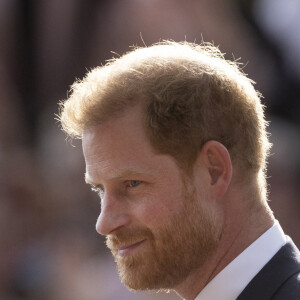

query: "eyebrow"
left=85, top=173, right=98, bottom=187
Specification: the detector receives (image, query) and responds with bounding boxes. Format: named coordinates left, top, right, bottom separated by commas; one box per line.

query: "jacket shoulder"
left=272, top=272, right=300, bottom=300
left=237, top=237, right=300, bottom=300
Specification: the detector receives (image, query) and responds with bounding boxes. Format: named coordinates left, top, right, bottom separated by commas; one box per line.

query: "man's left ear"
left=200, top=140, right=233, bottom=199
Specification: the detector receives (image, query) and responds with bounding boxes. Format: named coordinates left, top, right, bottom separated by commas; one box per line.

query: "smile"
left=117, top=240, right=146, bottom=256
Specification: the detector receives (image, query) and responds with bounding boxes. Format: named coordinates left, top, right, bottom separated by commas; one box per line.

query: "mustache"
left=106, top=226, right=154, bottom=251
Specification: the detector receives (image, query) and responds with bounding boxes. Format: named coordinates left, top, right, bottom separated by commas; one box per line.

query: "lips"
left=117, top=239, right=146, bottom=256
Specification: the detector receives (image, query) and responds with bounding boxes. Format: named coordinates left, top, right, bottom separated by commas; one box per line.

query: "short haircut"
left=59, top=41, right=271, bottom=176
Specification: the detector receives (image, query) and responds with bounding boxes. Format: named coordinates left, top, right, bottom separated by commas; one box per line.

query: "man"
left=59, top=41, right=300, bottom=299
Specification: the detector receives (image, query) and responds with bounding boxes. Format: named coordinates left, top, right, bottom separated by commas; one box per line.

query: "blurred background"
left=0, top=0, right=299, bottom=299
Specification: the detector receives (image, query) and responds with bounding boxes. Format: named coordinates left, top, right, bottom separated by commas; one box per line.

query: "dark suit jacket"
left=237, top=237, right=300, bottom=300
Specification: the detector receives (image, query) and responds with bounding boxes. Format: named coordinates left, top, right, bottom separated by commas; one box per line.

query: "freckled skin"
left=82, top=105, right=222, bottom=292
left=82, top=105, right=186, bottom=236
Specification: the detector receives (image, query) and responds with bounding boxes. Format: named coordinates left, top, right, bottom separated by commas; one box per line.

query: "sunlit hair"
left=59, top=41, right=271, bottom=180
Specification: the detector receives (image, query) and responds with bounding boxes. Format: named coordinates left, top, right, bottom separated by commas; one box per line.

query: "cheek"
left=132, top=185, right=184, bottom=227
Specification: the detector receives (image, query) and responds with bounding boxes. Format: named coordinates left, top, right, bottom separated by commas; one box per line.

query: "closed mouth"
left=117, top=239, right=146, bottom=256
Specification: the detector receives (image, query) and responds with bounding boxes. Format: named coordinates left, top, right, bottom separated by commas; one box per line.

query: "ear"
left=199, top=140, right=232, bottom=199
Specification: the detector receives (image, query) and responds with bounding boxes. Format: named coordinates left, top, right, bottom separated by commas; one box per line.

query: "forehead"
left=82, top=105, right=180, bottom=183
left=82, top=104, right=152, bottom=162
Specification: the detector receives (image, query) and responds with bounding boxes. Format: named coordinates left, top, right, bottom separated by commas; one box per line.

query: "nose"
left=95, top=192, right=130, bottom=236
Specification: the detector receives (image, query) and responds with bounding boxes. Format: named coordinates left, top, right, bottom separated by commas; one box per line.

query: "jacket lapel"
left=237, top=237, right=300, bottom=300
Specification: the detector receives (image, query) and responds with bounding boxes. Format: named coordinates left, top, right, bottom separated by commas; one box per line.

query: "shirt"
left=194, top=220, right=286, bottom=300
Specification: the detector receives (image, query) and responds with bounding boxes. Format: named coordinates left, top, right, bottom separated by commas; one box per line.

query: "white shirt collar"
left=194, top=220, right=286, bottom=300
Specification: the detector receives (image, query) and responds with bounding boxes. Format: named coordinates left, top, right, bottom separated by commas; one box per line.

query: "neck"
left=173, top=197, right=274, bottom=299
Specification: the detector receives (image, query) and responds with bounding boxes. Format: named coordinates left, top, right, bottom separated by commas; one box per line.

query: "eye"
left=128, top=180, right=142, bottom=188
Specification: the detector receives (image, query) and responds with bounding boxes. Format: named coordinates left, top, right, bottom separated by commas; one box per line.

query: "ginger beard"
left=106, top=181, right=222, bottom=291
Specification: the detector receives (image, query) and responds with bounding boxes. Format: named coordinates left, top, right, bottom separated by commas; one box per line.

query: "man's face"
left=82, top=105, right=222, bottom=290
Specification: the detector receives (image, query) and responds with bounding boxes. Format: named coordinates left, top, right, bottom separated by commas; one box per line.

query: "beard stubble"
left=106, top=181, right=222, bottom=291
